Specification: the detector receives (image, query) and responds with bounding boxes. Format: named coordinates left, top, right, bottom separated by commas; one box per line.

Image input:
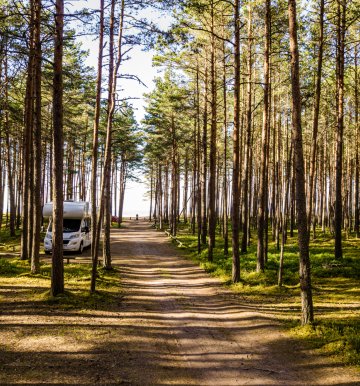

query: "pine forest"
left=0, top=0, right=360, bottom=383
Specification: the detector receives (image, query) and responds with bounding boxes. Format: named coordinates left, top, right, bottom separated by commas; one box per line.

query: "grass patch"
left=290, top=318, right=360, bottom=365
left=0, top=257, right=28, bottom=275
left=0, top=258, right=122, bottom=311
left=161, top=221, right=360, bottom=366
left=0, top=228, right=22, bottom=253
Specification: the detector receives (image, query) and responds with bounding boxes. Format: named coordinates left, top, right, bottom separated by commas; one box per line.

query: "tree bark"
left=149, top=164, right=153, bottom=221
left=91, top=0, right=105, bottom=292
left=308, top=0, right=324, bottom=235
left=51, top=0, right=65, bottom=296
left=21, top=0, right=35, bottom=260
left=231, top=0, right=241, bottom=283
left=170, top=116, right=178, bottom=236
left=118, top=159, right=126, bottom=226
left=222, top=29, right=229, bottom=256
left=288, top=0, right=314, bottom=325
left=201, top=61, right=208, bottom=245
left=196, top=65, right=202, bottom=253
left=334, top=0, right=345, bottom=260
left=100, top=0, right=125, bottom=270
left=158, top=162, right=163, bottom=230
left=3, top=50, right=16, bottom=237
left=242, top=3, right=253, bottom=253
left=208, top=0, right=217, bottom=261
left=31, top=0, right=42, bottom=274
left=183, top=150, right=189, bottom=224
left=257, top=0, right=270, bottom=272
left=354, top=44, right=359, bottom=238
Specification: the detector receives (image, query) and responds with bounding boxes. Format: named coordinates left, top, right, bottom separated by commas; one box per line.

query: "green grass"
left=0, top=223, right=122, bottom=310
left=0, top=228, right=22, bottom=253
left=0, top=257, right=122, bottom=310
left=162, top=221, right=360, bottom=366
left=111, top=221, right=127, bottom=228
left=289, top=318, right=360, bottom=366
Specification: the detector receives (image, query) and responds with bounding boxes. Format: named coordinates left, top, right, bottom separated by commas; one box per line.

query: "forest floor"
left=1, top=220, right=360, bottom=385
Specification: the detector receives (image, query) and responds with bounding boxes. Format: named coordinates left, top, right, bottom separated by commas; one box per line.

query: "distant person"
left=136, top=214, right=139, bottom=221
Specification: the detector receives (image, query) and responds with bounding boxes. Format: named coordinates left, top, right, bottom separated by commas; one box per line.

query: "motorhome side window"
left=82, top=219, right=90, bottom=232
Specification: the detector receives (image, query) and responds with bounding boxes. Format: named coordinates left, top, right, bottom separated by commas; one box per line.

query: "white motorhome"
left=43, top=201, right=91, bottom=254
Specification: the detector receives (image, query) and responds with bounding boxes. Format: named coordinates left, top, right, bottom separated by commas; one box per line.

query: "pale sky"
left=72, top=1, right=172, bottom=216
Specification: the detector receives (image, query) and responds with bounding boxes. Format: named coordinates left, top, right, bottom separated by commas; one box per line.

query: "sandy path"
left=107, top=220, right=359, bottom=385
left=1, top=220, right=359, bottom=385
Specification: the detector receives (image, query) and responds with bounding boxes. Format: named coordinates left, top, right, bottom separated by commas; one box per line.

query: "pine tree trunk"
left=183, top=150, right=189, bottom=224
left=80, top=132, right=87, bottom=201
left=91, top=0, right=105, bottom=291
left=208, top=0, right=217, bottom=262
left=196, top=65, right=202, bottom=253
left=288, top=0, right=314, bottom=325
left=164, top=162, right=169, bottom=223
left=308, top=0, right=324, bottom=234
left=222, top=33, right=228, bottom=256
left=100, top=0, right=125, bottom=270
left=2, top=165, right=5, bottom=228
left=191, top=118, right=197, bottom=235
left=354, top=44, right=359, bottom=237
left=257, top=0, right=270, bottom=272
left=21, top=0, right=35, bottom=260
left=177, top=153, right=181, bottom=224
left=334, top=0, right=345, bottom=260
left=118, top=160, right=126, bottom=226
left=4, top=52, right=16, bottom=237
left=171, top=115, right=177, bottom=235
left=158, top=163, right=163, bottom=230
left=278, top=142, right=292, bottom=287
left=0, top=43, right=3, bottom=232
left=242, top=4, right=253, bottom=253
left=153, top=172, right=158, bottom=223
left=0, top=145, right=2, bottom=232
left=27, top=88, right=35, bottom=259
left=51, top=0, right=65, bottom=296
left=201, top=62, right=208, bottom=245
left=231, top=0, right=241, bottom=283
left=31, top=0, right=42, bottom=274
left=149, top=164, right=153, bottom=221
left=66, top=140, right=74, bottom=199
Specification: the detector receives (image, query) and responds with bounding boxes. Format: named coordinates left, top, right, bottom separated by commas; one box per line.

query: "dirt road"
left=1, top=220, right=359, bottom=385
left=106, top=221, right=359, bottom=385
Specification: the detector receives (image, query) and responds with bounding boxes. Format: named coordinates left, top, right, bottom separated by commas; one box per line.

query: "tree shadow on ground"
left=1, top=222, right=359, bottom=385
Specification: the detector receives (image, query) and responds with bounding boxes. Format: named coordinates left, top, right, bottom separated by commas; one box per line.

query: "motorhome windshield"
left=48, top=219, right=81, bottom=233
